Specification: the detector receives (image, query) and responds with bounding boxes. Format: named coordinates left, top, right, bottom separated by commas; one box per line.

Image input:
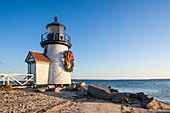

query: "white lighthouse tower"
left=26, top=17, right=73, bottom=85
left=40, top=17, right=72, bottom=85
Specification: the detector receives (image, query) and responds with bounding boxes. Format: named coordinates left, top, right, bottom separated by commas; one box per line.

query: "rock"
left=128, top=93, right=138, bottom=99
left=79, top=86, right=88, bottom=93
left=88, top=84, right=111, bottom=100
left=72, top=95, right=79, bottom=99
left=31, top=84, right=36, bottom=88
left=107, top=86, right=118, bottom=93
left=110, top=93, right=128, bottom=103
left=75, top=82, right=86, bottom=91
left=45, top=88, right=52, bottom=92
left=47, top=87, right=63, bottom=92
left=108, top=86, right=112, bottom=89
left=54, top=87, right=63, bottom=92
left=48, top=85, right=55, bottom=89
left=65, top=85, right=76, bottom=91
left=72, top=82, right=86, bottom=86
left=137, top=92, right=149, bottom=101
left=141, top=97, right=162, bottom=110
left=71, top=82, right=86, bottom=91
left=35, top=88, right=46, bottom=92
left=109, top=88, right=119, bottom=93
left=79, top=82, right=86, bottom=87
left=76, top=92, right=88, bottom=97
left=128, top=103, right=142, bottom=108
left=128, top=97, right=142, bottom=104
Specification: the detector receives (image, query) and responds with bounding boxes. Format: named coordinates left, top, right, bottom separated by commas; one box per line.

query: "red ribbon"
left=67, top=51, right=73, bottom=67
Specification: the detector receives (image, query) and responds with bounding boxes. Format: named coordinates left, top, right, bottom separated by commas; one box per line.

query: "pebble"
left=0, top=89, right=65, bottom=113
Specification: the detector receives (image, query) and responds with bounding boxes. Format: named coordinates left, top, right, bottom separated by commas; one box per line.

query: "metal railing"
left=0, top=74, right=34, bottom=86
left=41, top=32, right=71, bottom=43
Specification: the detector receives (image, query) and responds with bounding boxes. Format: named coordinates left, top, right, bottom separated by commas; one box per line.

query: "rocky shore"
left=0, top=83, right=170, bottom=113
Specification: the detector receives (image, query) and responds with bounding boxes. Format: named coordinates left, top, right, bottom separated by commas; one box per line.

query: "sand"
left=0, top=88, right=170, bottom=113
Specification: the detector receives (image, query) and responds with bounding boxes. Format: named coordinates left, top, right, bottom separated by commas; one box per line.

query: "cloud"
left=0, top=60, right=6, bottom=64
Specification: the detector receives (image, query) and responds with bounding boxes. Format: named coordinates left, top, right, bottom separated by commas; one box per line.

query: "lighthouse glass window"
left=59, top=26, right=64, bottom=34
left=48, top=26, right=59, bottom=33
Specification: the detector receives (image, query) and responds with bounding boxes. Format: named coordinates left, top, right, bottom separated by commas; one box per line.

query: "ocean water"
left=73, top=79, right=170, bottom=103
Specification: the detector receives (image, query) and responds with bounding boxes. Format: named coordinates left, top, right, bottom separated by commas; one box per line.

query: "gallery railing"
left=41, top=32, right=71, bottom=43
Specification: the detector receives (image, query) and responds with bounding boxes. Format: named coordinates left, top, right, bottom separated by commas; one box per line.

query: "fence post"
left=7, top=75, right=9, bottom=85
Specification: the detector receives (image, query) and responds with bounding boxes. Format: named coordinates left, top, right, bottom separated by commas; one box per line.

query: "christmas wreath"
left=64, top=50, right=74, bottom=72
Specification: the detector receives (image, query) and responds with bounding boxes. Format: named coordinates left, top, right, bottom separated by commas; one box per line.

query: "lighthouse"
left=25, top=17, right=74, bottom=85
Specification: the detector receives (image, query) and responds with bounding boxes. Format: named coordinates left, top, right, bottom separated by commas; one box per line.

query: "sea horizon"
left=72, top=78, right=170, bottom=80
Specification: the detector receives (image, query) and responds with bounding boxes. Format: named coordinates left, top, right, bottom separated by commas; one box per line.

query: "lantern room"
left=40, top=17, right=72, bottom=49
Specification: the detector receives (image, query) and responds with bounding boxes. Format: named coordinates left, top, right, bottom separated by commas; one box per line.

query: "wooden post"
left=61, top=84, right=63, bottom=87
left=7, top=75, right=9, bottom=85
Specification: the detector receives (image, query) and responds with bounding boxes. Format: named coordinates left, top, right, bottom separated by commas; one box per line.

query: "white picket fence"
left=0, top=74, right=34, bottom=86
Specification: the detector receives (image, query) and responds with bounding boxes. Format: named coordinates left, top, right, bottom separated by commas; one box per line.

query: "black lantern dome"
left=46, top=17, right=66, bottom=30
left=40, top=17, right=72, bottom=48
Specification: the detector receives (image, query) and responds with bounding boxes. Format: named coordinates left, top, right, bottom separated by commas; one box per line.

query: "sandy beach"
left=0, top=87, right=170, bottom=113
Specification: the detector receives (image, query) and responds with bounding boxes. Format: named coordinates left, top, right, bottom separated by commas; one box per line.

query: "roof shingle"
left=29, top=51, right=51, bottom=62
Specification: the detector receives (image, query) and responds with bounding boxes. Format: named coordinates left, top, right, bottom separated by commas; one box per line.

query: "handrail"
left=0, top=74, right=34, bottom=86
left=0, top=74, right=34, bottom=76
left=41, top=32, right=71, bottom=43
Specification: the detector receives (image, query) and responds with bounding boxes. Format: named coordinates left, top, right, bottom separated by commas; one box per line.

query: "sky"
left=0, top=0, right=170, bottom=79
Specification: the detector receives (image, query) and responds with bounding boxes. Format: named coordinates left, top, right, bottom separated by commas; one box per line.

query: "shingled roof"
left=25, top=51, right=51, bottom=63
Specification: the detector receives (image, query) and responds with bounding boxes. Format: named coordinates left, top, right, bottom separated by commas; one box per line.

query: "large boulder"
left=45, top=87, right=63, bottom=92
left=137, top=92, right=149, bottom=101
left=141, top=97, right=162, bottom=110
left=74, top=82, right=86, bottom=91
left=35, top=87, right=47, bottom=92
left=47, top=85, right=55, bottom=89
left=109, top=88, right=119, bottom=93
left=65, top=85, right=76, bottom=91
left=54, top=87, right=63, bottom=92
left=110, top=93, right=129, bottom=103
left=88, top=84, right=111, bottom=100
left=79, top=86, right=88, bottom=93
left=76, top=92, right=88, bottom=98
left=129, top=103, right=142, bottom=108
left=128, top=93, right=138, bottom=99
left=72, top=82, right=86, bottom=86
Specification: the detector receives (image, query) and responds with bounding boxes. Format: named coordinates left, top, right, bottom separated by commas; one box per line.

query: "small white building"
left=25, top=51, right=51, bottom=85
left=25, top=17, right=74, bottom=85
